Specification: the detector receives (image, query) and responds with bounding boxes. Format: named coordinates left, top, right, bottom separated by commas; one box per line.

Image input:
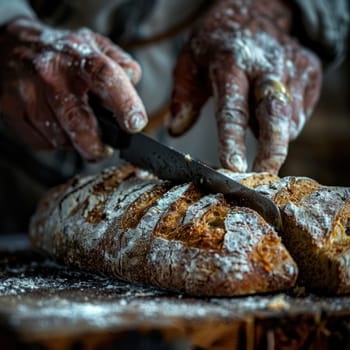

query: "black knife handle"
left=89, top=96, right=131, bottom=149
left=98, top=111, right=132, bottom=150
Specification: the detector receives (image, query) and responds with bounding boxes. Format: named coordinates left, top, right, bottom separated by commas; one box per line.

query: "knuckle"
left=217, top=107, right=247, bottom=125
left=77, top=27, right=93, bottom=38
left=52, top=93, right=78, bottom=115
left=81, top=55, right=110, bottom=80
left=33, top=52, right=56, bottom=74
left=257, top=98, right=292, bottom=120
left=63, top=32, right=81, bottom=44
left=64, top=104, right=81, bottom=121
left=96, top=34, right=113, bottom=49
left=300, top=48, right=322, bottom=72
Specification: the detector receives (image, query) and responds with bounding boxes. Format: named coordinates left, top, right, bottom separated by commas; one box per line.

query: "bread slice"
left=223, top=171, right=350, bottom=294
left=279, top=186, right=350, bottom=294
left=29, top=164, right=297, bottom=296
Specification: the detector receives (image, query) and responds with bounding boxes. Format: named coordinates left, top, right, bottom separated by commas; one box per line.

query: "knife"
left=97, top=110, right=283, bottom=231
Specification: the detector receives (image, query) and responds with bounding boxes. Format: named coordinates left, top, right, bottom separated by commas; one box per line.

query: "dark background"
left=280, top=42, right=350, bottom=186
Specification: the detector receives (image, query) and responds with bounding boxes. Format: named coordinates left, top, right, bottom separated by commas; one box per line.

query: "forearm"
left=0, top=0, right=36, bottom=27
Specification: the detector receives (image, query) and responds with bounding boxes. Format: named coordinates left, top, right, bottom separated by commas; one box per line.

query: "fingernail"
left=228, top=153, right=247, bottom=173
left=168, top=104, right=193, bottom=135
left=129, top=112, right=147, bottom=131
left=105, top=145, right=114, bottom=157
left=124, top=68, right=137, bottom=83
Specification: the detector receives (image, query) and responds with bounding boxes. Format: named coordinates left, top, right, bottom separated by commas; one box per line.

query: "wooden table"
left=0, top=234, right=350, bottom=350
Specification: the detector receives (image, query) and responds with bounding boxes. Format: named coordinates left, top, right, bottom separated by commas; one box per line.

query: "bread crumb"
left=105, top=146, right=114, bottom=157
left=184, top=154, right=192, bottom=162
left=267, top=294, right=290, bottom=311
left=135, top=169, right=154, bottom=179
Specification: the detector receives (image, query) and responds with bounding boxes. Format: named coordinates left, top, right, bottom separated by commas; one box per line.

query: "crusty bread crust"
left=29, top=164, right=297, bottom=296
left=279, top=186, right=350, bottom=294
left=228, top=173, right=350, bottom=294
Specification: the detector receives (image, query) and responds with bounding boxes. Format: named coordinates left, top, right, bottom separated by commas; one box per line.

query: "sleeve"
left=291, top=0, right=349, bottom=68
left=0, top=0, right=36, bottom=27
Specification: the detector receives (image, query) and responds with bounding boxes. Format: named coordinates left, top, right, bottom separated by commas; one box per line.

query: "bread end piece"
left=281, top=187, right=350, bottom=294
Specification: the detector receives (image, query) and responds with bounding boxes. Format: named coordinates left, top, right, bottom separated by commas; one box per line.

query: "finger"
left=209, top=54, right=249, bottom=172
left=93, top=32, right=142, bottom=85
left=105, top=47, right=142, bottom=85
left=80, top=54, right=147, bottom=133
left=34, top=59, right=105, bottom=159
left=168, top=47, right=209, bottom=136
left=45, top=82, right=106, bottom=161
left=253, top=78, right=293, bottom=174
left=54, top=93, right=106, bottom=161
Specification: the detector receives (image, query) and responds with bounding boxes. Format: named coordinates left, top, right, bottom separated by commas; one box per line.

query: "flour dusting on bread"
left=30, top=164, right=298, bottom=296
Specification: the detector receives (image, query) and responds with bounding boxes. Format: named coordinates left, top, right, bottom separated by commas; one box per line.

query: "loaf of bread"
left=29, top=163, right=298, bottom=296
left=224, top=172, right=350, bottom=294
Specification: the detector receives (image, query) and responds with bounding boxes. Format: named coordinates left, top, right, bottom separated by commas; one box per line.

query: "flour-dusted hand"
left=0, top=17, right=147, bottom=161
left=169, top=0, right=322, bottom=174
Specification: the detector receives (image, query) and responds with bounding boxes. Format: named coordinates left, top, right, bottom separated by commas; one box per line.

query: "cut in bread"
left=224, top=171, right=350, bottom=294
left=29, top=164, right=297, bottom=296
left=280, top=186, right=350, bottom=294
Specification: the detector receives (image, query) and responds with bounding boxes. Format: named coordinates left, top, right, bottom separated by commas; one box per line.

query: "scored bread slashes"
left=29, top=163, right=297, bottom=296
left=30, top=164, right=350, bottom=296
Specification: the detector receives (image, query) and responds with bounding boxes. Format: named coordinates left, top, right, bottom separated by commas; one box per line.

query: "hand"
left=168, top=0, right=322, bottom=174
left=0, top=17, right=147, bottom=161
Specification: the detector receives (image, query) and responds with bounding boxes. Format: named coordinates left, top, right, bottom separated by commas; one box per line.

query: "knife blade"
left=97, top=111, right=282, bottom=231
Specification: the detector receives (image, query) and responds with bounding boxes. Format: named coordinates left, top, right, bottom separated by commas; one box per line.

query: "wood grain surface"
left=0, top=234, right=350, bottom=350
